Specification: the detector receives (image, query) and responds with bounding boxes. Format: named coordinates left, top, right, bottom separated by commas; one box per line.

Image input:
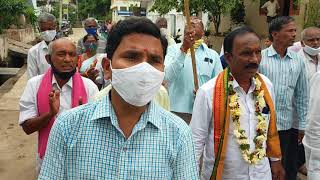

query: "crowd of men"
left=18, top=12, right=320, bottom=180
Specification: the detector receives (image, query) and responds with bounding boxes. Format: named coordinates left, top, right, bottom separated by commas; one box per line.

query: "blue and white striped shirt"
left=39, top=96, right=199, bottom=180
left=259, top=45, right=309, bottom=131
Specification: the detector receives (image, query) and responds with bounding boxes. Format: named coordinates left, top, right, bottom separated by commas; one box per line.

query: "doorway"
left=278, top=0, right=290, bottom=16
left=260, top=0, right=298, bottom=16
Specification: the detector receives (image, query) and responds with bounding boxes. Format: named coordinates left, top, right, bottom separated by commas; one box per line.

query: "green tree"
left=150, top=0, right=239, bottom=35
left=0, top=0, right=36, bottom=33
left=77, top=0, right=111, bottom=21
left=230, top=0, right=245, bottom=24
left=304, top=0, right=320, bottom=28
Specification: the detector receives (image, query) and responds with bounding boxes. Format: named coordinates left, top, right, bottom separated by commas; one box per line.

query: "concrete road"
left=0, top=67, right=37, bottom=180
left=68, top=27, right=86, bottom=44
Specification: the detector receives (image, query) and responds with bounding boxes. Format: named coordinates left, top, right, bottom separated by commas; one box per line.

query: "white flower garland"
left=228, top=75, right=268, bottom=164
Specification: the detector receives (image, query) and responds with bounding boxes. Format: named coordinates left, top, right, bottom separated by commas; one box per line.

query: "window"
left=120, top=6, right=127, bottom=11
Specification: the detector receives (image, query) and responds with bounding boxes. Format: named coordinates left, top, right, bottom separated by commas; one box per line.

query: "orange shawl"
left=210, top=69, right=281, bottom=180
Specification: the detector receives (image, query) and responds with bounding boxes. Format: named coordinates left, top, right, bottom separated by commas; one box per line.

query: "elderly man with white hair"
left=298, top=27, right=320, bottom=80
left=19, top=38, right=98, bottom=174
left=301, top=27, right=320, bottom=180
left=27, top=13, right=57, bottom=79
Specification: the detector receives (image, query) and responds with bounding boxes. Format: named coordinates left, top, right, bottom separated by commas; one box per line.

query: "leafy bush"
left=304, top=0, right=320, bottom=28
left=230, top=0, right=245, bottom=24
left=0, top=0, right=36, bottom=33
left=150, top=0, right=241, bottom=35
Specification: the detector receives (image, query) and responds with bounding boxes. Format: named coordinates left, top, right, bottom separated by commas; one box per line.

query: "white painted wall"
left=0, top=35, right=8, bottom=61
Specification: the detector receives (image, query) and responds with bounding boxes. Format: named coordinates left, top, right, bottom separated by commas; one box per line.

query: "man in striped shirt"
left=259, top=16, right=309, bottom=180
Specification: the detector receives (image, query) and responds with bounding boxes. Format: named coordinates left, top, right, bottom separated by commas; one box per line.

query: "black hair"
left=106, top=17, right=168, bottom=60
left=268, top=34, right=273, bottom=41
left=269, top=16, right=295, bottom=41
left=83, top=34, right=98, bottom=43
left=223, top=26, right=260, bottom=54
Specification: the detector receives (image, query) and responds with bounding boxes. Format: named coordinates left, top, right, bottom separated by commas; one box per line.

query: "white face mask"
left=303, top=44, right=320, bottom=56
left=40, top=30, right=56, bottom=42
left=111, top=62, right=164, bottom=107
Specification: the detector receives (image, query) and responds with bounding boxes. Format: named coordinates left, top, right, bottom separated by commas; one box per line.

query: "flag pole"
left=184, top=0, right=199, bottom=91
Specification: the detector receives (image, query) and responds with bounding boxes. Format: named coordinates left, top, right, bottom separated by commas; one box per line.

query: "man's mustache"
left=245, top=63, right=259, bottom=69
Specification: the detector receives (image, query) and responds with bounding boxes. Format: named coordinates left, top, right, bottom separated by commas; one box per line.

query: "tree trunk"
left=213, top=14, right=221, bottom=35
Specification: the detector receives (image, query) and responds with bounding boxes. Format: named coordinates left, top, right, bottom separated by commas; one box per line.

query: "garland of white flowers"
left=228, top=74, right=268, bottom=164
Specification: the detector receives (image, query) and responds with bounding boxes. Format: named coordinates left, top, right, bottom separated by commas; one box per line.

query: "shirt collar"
left=232, top=76, right=256, bottom=94
left=301, top=49, right=320, bottom=62
left=199, top=42, right=206, bottom=50
left=40, top=40, right=48, bottom=50
left=52, top=75, right=73, bottom=89
left=268, top=45, right=293, bottom=59
left=89, top=94, right=162, bottom=130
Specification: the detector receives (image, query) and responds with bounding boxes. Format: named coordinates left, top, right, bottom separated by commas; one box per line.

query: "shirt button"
left=123, top=147, right=127, bottom=152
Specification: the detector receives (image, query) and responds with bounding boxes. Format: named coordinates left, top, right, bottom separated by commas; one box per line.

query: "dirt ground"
left=0, top=69, right=37, bottom=180
left=0, top=28, right=86, bottom=180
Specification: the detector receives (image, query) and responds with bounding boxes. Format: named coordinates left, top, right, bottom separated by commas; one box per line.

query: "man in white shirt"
left=155, top=17, right=176, bottom=46
left=261, top=0, right=280, bottom=23
left=298, top=27, right=320, bottom=80
left=290, top=27, right=320, bottom=178
left=27, top=13, right=57, bottom=79
left=300, top=27, right=320, bottom=179
left=190, top=27, right=284, bottom=180
left=19, top=38, right=98, bottom=173
left=303, top=72, right=320, bottom=180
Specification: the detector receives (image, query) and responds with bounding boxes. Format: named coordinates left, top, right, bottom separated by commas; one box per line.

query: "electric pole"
left=59, top=0, right=63, bottom=29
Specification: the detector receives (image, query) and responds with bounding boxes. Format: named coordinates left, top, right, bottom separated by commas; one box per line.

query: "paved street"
left=68, top=28, right=87, bottom=45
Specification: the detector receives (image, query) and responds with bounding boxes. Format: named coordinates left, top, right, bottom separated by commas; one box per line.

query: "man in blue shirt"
left=164, top=17, right=222, bottom=124
left=259, top=16, right=309, bottom=180
left=39, top=17, right=199, bottom=180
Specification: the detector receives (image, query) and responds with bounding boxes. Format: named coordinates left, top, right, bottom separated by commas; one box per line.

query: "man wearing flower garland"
left=190, top=27, right=285, bottom=180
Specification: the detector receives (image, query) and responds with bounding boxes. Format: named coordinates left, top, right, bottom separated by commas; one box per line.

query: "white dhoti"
left=303, top=138, right=320, bottom=180
left=304, top=72, right=320, bottom=180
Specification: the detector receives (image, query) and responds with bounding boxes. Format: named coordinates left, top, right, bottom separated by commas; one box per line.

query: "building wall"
left=111, top=0, right=140, bottom=22
left=218, top=0, right=307, bottom=40
left=4, top=28, right=35, bottom=43
left=0, top=35, right=8, bottom=61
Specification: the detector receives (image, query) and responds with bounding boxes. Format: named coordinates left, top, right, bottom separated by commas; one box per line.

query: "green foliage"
left=293, top=0, right=300, bottom=10
left=77, top=0, right=111, bottom=21
left=304, top=0, right=320, bottom=28
left=68, top=5, right=78, bottom=26
left=129, top=4, right=141, bottom=16
left=150, top=0, right=179, bottom=16
left=50, top=2, right=60, bottom=20
left=150, top=0, right=236, bottom=15
left=230, top=0, right=245, bottom=24
left=24, top=7, right=38, bottom=26
left=0, top=0, right=36, bottom=33
left=150, top=0, right=240, bottom=34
